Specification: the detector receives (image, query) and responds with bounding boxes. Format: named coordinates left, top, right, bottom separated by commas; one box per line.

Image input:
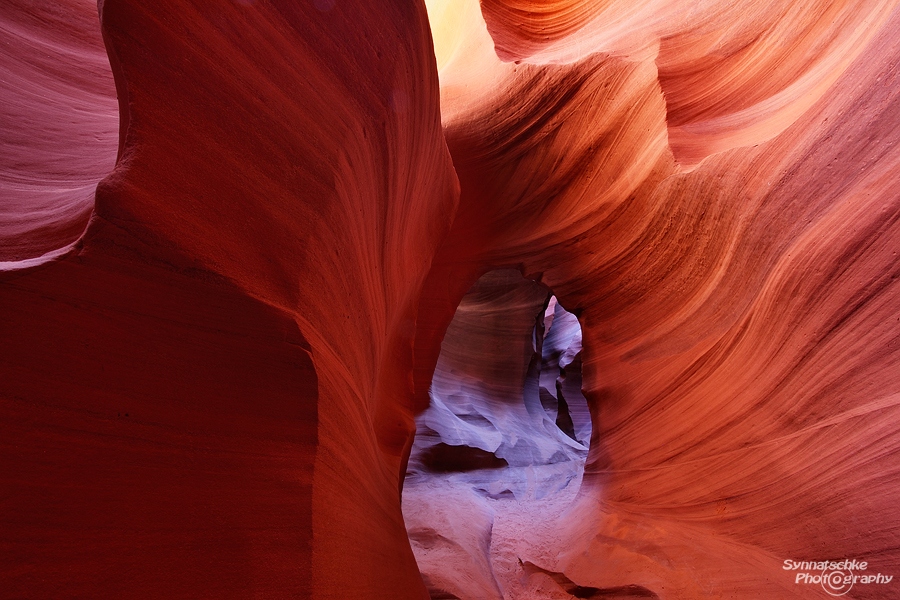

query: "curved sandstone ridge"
left=2, top=0, right=900, bottom=599
left=0, top=0, right=118, bottom=267
left=477, top=0, right=896, bottom=166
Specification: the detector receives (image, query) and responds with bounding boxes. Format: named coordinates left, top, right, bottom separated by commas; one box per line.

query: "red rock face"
left=3, top=1, right=454, bottom=598
left=1, top=221, right=319, bottom=597
left=3, top=0, right=900, bottom=598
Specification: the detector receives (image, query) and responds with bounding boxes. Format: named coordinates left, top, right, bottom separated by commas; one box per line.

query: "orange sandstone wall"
left=479, top=0, right=897, bottom=166
left=2, top=0, right=900, bottom=598
left=414, top=0, right=900, bottom=596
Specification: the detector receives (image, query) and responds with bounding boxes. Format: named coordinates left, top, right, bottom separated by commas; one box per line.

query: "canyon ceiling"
left=2, top=0, right=899, bottom=598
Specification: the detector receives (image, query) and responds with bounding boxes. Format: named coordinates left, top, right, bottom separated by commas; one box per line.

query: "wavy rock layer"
left=3, top=0, right=900, bottom=598
left=412, top=1, right=900, bottom=597
left=0, top=0, right=118, bottom=266
left=479, top=0, right=896, bottom=167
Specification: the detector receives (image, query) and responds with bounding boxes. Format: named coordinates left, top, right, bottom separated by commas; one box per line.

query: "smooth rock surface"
left=2, top=1, right=455, bottom=598
left=2, top=0, right=900, bottom=598
left=0, top=0, right=118, bottom=266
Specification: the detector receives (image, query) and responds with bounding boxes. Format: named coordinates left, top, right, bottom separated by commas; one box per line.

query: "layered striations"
left=0, top=0, right=118, bottom=266
left=412, top=0, right=900, bottom=597
left=479, top=0, right=897, bottom=167
left=3, top=0, right=900, bottom=598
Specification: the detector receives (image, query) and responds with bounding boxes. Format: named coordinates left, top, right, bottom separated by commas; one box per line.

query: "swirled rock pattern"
left=0, top=0, right=117, bottom=266
left=3, top=0, right=900, bottom=598
left=478, top=0, right=897, bottom=166
left=412, top=0, right=900, bottom=597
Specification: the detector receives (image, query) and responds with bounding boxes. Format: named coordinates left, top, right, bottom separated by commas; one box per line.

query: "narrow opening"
left=403, top=269, right=591, bottom=599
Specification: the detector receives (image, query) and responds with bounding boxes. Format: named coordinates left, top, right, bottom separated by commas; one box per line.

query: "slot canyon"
left=403, top=270, right=592, bottom=598
left=1, top=0, right=899, bottom=598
